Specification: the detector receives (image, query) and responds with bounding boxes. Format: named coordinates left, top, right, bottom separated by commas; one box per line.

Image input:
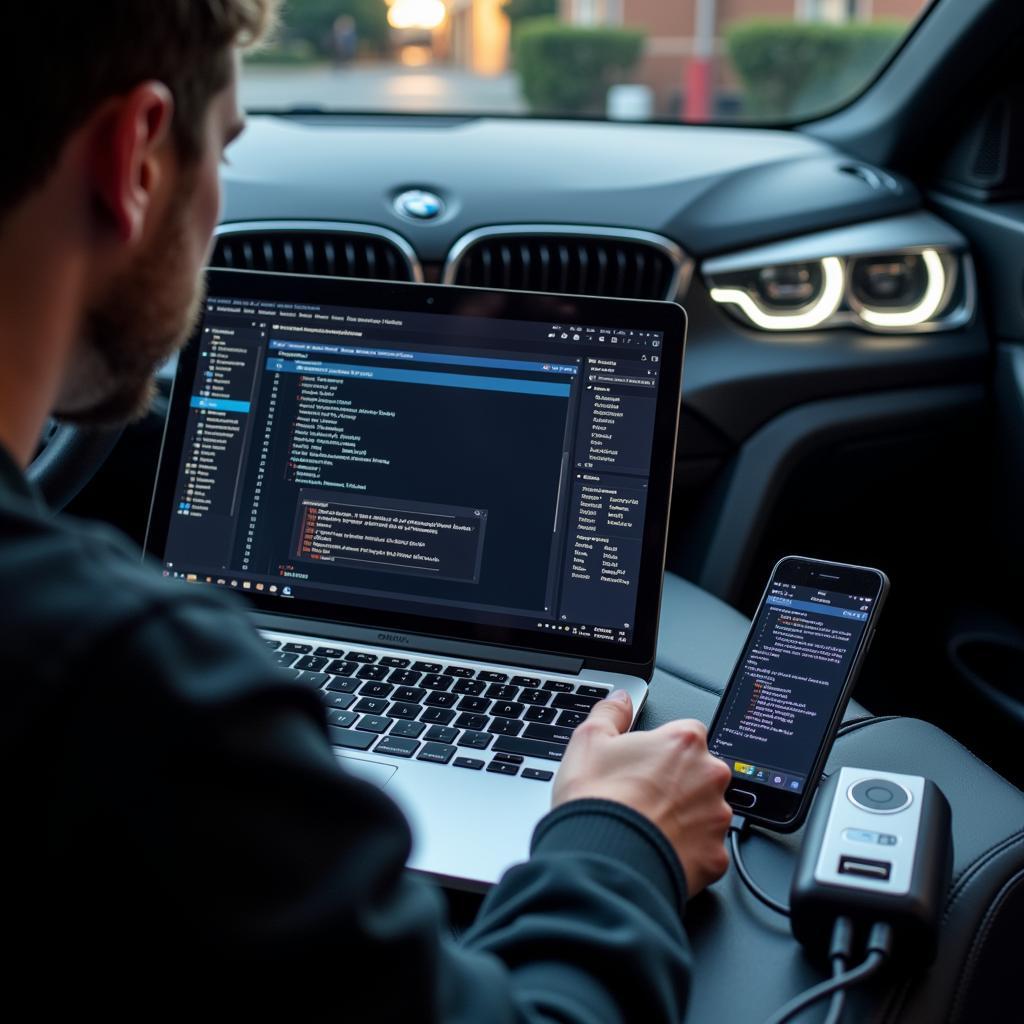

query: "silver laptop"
left=146, top=268, right=686, bottom=889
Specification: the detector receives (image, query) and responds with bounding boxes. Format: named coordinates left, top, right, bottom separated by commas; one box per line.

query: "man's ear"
left=85, top=81, right=175, bottom=245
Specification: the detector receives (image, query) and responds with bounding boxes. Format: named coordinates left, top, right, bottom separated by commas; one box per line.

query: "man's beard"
left=54, top=191, right=206, bottom=427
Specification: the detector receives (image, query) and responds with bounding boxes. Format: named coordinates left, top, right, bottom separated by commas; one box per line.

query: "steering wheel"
left=27, top=420, right=124, bottom=511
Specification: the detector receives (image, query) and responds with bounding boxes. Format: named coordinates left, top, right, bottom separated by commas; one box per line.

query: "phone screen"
left=707, top=557, right=886, bottom=828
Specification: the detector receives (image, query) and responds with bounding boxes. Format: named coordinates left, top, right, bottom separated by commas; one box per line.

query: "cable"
left=762, top=922, right=893, bottom=1024
left=726, top=818, right=897, bottom=1024
left=763, top=952, right=885, bottom=1024
left=729, top=816, right=790, bottom=916
left=822, top=917, right=854, bottom=1024
left=821, top=967, right=846, bottom=1024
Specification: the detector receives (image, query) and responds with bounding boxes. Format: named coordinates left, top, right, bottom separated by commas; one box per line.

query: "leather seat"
left=644, top=572, right=1021, bottom=1022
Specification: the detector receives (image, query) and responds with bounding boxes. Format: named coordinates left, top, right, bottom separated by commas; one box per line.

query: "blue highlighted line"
left=191, top=396, right=251, bottom=413
left=265, top=358, right=571, bottom=398
left=766, top=595, right=868, bottom=621
left=269, top=340, right=577, bottom=376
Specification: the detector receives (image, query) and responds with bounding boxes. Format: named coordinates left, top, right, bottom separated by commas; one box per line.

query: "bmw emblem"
left=394, top=189, right=445, bottom=221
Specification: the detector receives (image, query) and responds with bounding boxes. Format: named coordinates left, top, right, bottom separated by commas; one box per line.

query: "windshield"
left=242, top=1, right=933, bottom=122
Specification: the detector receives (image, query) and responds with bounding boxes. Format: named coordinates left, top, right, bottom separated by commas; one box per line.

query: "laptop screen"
left=148, top=271, right=684, bottom=665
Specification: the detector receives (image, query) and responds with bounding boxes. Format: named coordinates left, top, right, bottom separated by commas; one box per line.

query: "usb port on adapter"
left=838, top=855, right=891, bottom=881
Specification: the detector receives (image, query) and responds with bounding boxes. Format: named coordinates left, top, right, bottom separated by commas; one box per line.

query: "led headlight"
left=847, top=250, right=953, bottom=329
left=709, top=257, right=844, bottom=331
left=703, top=218, right=973, bottom=336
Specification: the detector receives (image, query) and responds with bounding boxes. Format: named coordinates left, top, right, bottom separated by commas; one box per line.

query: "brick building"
left=560, top=0, right=928, bottom=117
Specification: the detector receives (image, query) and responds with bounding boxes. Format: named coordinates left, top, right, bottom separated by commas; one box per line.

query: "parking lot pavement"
left=241, top=63, right=527, bottom=115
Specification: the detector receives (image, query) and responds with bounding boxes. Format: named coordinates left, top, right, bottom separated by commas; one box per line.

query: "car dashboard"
left=197, top=114, right=985, bottom=610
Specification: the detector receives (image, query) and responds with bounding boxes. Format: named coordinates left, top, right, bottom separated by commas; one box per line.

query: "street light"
left=387, top=0, right=448, bottom=31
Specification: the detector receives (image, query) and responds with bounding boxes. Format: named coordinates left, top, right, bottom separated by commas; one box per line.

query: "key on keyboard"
left=492, top=737, right=565, bottom=762
left=322, top=692, right=355, bottom=710
left=424, top=691, right=458, bottom=708
left=329, top=727, right=374, bottom=750
left=454, top=712, right=488, bottom=731
left=326, top=660, right=359, bottom=677
left=424, top=725, right=459, bottom=744
left=326, top=676, right=359, bottom=693
left=511, top=675, right=541, bottom=688
left=391, top=720, right=426, bottom=739
left=484, top=684, right=518, bottom=701
left=420, top=707, right=455, bottom=725
left=417, top=742, right=456, bottom=764
left=327, top=709, right=358, bottom=728
left=315, top=646, right=346, bottom=658
left=524, top=723, right=573, bottom=745
left=354, top=697, right=389, bottom=715
left=386, top=702, right=420, bottom=720
left=420, top=673, right=453, bottom=691
left=374, top=736, right=419, bottom=758
left=294, top=671, right=329, bottom=690
left=457, top=731, right=492, bottom=750
left=524, top=706, right=557, bottom=723
left=487, top=718, right=524, bottom=736
left=520, top=689, right=550, bottom=705
left=491, top=701, right=524, bottom=719
left=392, top=686, right=424, bottom=704
left=556, top=710, right=587, bottom=729
left=552, top=693, right=601, bottom=713
left=356, top=715, right=391, bottom=734
left=389, top=669, right=421, bottom=685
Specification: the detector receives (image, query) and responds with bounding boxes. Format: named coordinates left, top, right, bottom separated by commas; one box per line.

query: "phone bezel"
left=708, top=555, right=889, bottom=833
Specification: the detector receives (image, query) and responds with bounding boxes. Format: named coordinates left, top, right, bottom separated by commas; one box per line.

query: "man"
left=0, top=3, right=733, bottom=1018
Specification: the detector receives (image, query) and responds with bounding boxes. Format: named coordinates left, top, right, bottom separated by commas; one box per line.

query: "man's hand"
left=553, top=690, right=733, bottom=897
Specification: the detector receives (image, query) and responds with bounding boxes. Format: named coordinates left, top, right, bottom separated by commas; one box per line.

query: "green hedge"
left=243, top=40, right=318, bottom=66
left=277, top=0, right=389, bottom=55
left=514, top=18, right=646, bottom=115
left=726, top=20, right=908, bottom=120
left=503, top=0, right=558, bottom=27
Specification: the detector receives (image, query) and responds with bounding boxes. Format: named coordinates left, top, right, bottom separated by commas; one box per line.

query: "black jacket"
left=0, top=446, right=692, bottom=1020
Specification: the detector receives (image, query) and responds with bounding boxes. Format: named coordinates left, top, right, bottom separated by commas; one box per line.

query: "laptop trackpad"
left=337, top=756, right=398, bottom=788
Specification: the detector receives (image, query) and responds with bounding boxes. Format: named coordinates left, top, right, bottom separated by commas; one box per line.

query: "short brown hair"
left=2, top=1, right=278, bottom=215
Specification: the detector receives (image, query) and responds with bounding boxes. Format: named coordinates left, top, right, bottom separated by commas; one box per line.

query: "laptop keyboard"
left=264, top=637, right=613, bottom=780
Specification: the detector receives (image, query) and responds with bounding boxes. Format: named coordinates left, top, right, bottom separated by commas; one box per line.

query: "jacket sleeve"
left=56, top=595, right=692, bottom=1022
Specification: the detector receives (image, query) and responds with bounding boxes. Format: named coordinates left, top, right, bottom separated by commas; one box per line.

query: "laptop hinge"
left=249, top=612, right=585, bottom=674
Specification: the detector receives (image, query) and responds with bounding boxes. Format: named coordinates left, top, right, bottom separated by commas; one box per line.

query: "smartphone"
left=707, top=556, right=889, bottom=832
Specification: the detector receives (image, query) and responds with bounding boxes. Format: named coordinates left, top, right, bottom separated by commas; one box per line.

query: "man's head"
left=1, top=2, right=278, bottom=426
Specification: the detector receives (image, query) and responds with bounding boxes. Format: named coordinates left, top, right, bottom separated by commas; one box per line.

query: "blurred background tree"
left=726, top=19, right=907, bottom=120
left=503, top=0, right=558, bottom=29
left=274, top=0, right=391, bottom=57
left=513, top=18, right=645, bottom=115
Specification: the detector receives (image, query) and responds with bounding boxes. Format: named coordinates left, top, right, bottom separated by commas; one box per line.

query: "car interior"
left=30, top=0, right=1023, bottom=1018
